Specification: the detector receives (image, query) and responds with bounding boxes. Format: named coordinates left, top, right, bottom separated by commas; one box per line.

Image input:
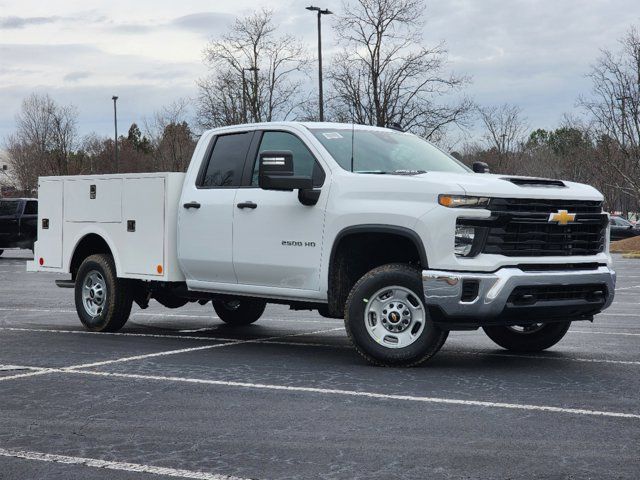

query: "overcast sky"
left=1, top=0, right=639, bottom=143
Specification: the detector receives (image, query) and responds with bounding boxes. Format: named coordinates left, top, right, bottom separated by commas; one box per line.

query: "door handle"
left=237, top=201, right=257, bottom=210
left=183, top=201, right=201, bottom=209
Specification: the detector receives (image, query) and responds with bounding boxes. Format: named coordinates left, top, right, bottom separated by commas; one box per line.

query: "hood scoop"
left=502, top=177, right=566, bottom=188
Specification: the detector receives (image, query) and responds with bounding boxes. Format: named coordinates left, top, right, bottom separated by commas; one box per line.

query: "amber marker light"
left=157, top=264, right=163, bottom=274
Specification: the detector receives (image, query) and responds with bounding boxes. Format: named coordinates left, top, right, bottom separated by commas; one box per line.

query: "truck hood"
left=416, top=172, right=603, bottom=201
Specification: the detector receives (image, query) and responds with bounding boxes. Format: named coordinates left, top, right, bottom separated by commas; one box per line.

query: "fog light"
left=455, top=226, right=475, bottom=257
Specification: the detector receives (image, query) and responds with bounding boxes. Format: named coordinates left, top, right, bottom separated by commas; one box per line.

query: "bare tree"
left=4, top=93, right=78, bottom=191
left=328, top=0, right=471, bottom=138
left=196, top=9, right=309, bottom=129
left=146, top=99, right=196, bottom=172
left=476, top=103, right=528, bottom=173
left=580, top=25, right=640, bottom=202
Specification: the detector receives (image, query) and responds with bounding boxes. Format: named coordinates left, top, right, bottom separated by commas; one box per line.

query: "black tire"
left=213, top=298, right=266, bottom=326
left=482, top=322, right=571, bottom=352
left=344, top=263, right=448, bottom=367
left=75, top=254, right=133, bottom=332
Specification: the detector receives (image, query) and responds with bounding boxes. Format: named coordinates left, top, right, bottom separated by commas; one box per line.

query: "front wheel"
left=345, top=263, right=448, bottom=367
left=213, top=298, right=266, bottom=326
left=75, top=254, right=133, bottom=332
left=482, top=322, right=571, bottom=352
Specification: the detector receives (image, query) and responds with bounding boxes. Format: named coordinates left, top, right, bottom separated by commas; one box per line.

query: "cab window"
left=251, top=131, right=325, bottom=187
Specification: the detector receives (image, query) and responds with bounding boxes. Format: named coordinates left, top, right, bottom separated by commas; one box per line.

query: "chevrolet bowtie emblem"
left=548, top=209, right=576, bottom=225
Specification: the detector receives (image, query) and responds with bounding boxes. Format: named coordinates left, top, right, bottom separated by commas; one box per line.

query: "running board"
left=55, top=279, right=75, bottom=289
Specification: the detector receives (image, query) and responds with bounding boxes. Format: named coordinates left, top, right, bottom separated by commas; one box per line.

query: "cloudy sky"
left=0, top=0, right=638, bottom=142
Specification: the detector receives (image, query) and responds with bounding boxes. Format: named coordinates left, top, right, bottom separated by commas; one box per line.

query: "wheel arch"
left=325, top=224, right=428, bottom=318
left=68, top=232, right=119, bottom=279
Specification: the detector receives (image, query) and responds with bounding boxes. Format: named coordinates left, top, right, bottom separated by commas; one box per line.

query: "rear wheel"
left=344, top=263, right=448, bottom=367
left=75, top=254, right=133, bottom=332
left=482, top=322, right=571, bottom=352
left=213, top=298, right=266, bottom=326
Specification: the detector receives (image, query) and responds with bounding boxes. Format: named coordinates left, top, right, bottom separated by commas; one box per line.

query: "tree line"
left=2, top=0, right=639, bottom=214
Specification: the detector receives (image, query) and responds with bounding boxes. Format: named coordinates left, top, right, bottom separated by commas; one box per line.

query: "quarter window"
left=200, top=132, right=253, bottom=187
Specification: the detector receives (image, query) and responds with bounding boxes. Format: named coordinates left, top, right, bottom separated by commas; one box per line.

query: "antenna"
left=350, top=108, right=355, bottom=172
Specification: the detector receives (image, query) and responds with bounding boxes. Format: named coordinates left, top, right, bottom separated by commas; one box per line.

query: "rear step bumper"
left=422, top=266, right=616, bottom=327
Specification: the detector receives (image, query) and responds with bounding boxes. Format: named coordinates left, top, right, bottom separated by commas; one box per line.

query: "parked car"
left=609, top=216, right=640, bottom=241
left=0, top=198, right=38, bottom=256
left=29, top=122, right=616, bottom=366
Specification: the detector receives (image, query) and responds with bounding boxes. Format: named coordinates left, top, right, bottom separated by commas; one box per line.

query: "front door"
left=178, top=131, right=254, bottom=286
left=232, top=130, right=328, bottom=292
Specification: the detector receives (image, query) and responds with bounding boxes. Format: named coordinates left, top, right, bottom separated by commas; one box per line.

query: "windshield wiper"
left=392, top=170, right=427, bottom=175
left=354, top=170, right=388, bottom=174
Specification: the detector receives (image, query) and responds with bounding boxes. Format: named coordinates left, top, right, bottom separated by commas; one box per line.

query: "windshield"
left=310, top=128, right=470, bottom=174
left=0, top=201, right=19, bottom=216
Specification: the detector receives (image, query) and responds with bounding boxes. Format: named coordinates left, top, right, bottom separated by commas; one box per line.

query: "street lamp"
left=241, top=67, right=259, bottom=123
left=112, top=95, right=119, bottom=172
left=306, top=5, right=333, bottom=122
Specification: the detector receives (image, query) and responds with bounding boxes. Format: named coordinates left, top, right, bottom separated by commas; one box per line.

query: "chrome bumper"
left=422, top=266, right=616, bottom=320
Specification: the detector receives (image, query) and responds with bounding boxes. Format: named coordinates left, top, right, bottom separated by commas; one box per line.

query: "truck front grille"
left=481, top=198, right=607, bottom=257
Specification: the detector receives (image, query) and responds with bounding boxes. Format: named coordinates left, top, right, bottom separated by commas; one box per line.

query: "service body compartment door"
left=121, top=177, right=165, bottom=276
left=38, top=180, right=64, bottom=268
left=65, top=178, right=122, bottom=223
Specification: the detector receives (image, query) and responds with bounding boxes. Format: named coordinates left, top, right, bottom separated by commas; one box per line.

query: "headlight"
left=454, top=225, right=476, bottom=257
left=439, top=195, right=490, bottom=208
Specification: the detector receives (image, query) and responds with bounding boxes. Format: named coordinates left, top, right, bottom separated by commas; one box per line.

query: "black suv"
left=609, top=216, right=640, bottom=242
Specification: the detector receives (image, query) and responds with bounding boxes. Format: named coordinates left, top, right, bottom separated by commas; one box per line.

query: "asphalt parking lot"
left=0, top=250, right=639, bottom=479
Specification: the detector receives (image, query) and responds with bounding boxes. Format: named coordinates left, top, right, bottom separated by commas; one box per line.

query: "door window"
left=200, top=132, right=253, bottom=187
left=251, top=131, right=325, bottom=187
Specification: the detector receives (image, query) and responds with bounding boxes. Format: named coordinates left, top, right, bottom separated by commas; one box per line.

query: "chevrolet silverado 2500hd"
left=28, top=122, right=616, bottom=366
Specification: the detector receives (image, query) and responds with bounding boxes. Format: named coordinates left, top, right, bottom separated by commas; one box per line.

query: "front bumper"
left=422, top=266, right=616, bottom=329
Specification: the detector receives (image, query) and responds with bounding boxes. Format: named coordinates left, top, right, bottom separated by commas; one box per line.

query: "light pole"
left=112, top=95, right=119, bottom=172
left=241, top=67, right=259, bottom=123
left=306, top=6, right=333, bottom=122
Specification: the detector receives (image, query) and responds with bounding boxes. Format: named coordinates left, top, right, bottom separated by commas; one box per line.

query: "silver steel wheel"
left=364, top=286, right=426, bottom=349
left=81, top=270, right=107, bottom=317
left=506, top=323, right=545, bottom=334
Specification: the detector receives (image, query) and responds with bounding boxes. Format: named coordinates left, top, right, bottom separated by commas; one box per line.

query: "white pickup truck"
left=29, top=122, right=616, bottom=366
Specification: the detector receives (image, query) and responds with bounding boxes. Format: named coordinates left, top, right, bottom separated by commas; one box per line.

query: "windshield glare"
left=310, top=128, right=469, bottom=174
left=0, top=201, right=19, bottom=216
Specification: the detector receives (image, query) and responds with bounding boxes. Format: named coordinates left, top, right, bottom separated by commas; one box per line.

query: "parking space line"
left=0, top=327, right=342, bottom=383
left=61, top=369, right=640, bottom=420
left=62, top=327, right=343, bottom=371
left=4, top=327, right=640, bottom=365
left=0, top=448, right=248, bottom=480
left=571, top=330, right=640, bottom=337
left=0, top=368, right=56, bottom=383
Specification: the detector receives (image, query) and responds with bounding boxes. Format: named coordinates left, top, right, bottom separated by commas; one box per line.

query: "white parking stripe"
left=3, top=327, right=639, bottom=364
left=0, top=448, right=248, bottom=480
left=62, top=369, right=640, bottom=420
left=571, top=330, right=640, bottom=337
left=63, top=327, right=343, bottom=371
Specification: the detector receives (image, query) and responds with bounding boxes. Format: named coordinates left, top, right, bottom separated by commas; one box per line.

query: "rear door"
left=178, top=131, right=254, bottom=286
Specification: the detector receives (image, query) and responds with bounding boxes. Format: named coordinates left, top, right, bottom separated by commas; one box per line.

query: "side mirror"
left=472, top=161, right=490, bottom=173
left=258, top=150, right=313, bottom=191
